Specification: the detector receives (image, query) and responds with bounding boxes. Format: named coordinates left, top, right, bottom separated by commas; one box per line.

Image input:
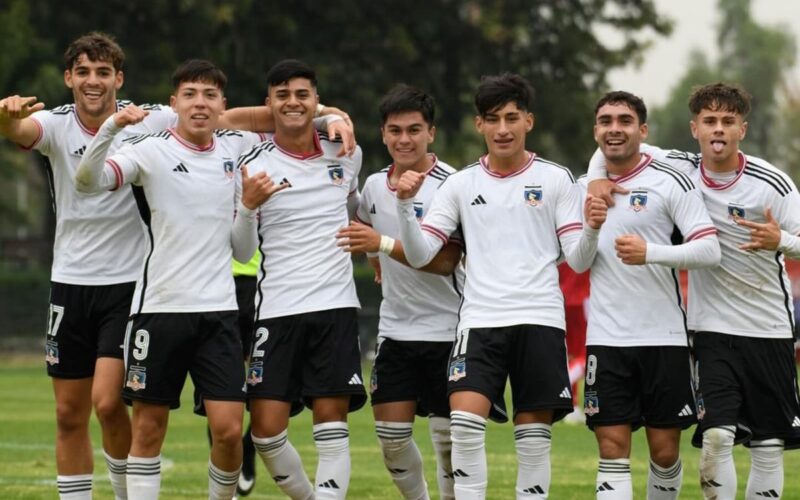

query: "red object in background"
left=559, top=262, right=590, bottom=405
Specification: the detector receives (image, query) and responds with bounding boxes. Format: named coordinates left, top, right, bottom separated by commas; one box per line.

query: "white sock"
left=596, top=458, right=632, bottom=499
left=428, top=416, right=455, bottom=500
left=746, top=439, right=784, bottom=500
left=252, top=430, right=313, bottom=500
left=699, top=426, right=737, bottom=500
left=104, top=450, right=128, bottom=500
left=376, top=421, right=429, bottom=499
left=126, top=455, right=161, bottom=500
left=514, top=423, right=552, bottom=498
left=647, top=459, right=682, bottom=500
left=313, top=421, right=350, bottom=499
left=450, top=410, right=487, bottom=499
left=208, top=460, right=240, bottom=500
left=57, top=474, right=92, bottom=500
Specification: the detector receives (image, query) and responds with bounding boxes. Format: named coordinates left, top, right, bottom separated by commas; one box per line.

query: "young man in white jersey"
left=588, top=83, right=800, bottom=499
left=73, top=59, right=286, bottom=500
left=582, top=91, right=720, bottom=500
left=337, top=84, right=485, bottom=500
left=393, top=73, right=607, bottom=499
left=232, top=59, right=365, bottom=500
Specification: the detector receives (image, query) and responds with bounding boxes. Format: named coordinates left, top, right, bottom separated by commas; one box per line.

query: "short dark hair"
left=474, top=73, right=535, bottom=117
left=379, top=84, right=435, bottom=126
left=266, top=59, right=317, bottom=90
left=594, top=91, right=647, bottom=124
left=689, top=82, right=751, bottom=117
left=171, top=59, right=227, bottom=91
left=64, top=32, right=125, bottom=72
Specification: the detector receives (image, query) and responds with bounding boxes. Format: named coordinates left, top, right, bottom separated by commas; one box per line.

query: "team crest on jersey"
left=448, top=357, right=466, bottom=381
left=328, top=165, right=344, bottom=185
left=223, top=160, right=235, bottom=179
left=413, top=202, right=424, bottom=220
left=524, top=185, right=543, bottom=206
left=126, top=366, right=147, bottom=391
left=584, top=391, right=600, bottom=415
left=247, top=363, right=263, bottom=386
left=727, top=203, right=746, bottom=221
left=45, top=342, right=59, bottom=365
left=629, top=190, right=648, bottom=212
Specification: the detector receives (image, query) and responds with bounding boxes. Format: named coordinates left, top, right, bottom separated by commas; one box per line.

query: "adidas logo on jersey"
left=72, top=145, right=86, bottom=156
left=369, top=204, right=376, bottom=214
left=348, top=374, right=363, bottom=386
left=678, top=404, right=693, bottom=417
left=318, top=479, right=340, bottom=489
left=470, top=195, right=487, bottom=206
left=280, top=177, right=292, bottom=187
left=792, top=416, right=800, bottom=428
left=173, top=162, right=189, bottom=173
left=559, top=387, right=572, bottom=399
left=522, top=485, right=546, bottom=494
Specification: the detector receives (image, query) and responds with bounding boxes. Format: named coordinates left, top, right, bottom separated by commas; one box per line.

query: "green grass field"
left=1, top=355, right=799, bottom=499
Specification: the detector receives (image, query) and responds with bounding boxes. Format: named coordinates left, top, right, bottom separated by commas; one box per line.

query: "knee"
left=94, top=396, right=127, bottom=425
left=132, top=415, right=168, bottom=450
left=701, top=426, right=735, bottom=461
left=211, top=422, right=244, bottom=450
left=597, top=435, right=629, bottom=460
left=650, top=447, right=679, bottom=468
left=750, top=439, right=784, bottom=473
left=55, top=399, right=90, bottom=434
left=252, top=419, right=286, bottom=439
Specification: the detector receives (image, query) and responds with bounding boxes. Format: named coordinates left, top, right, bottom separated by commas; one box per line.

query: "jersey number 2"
left=252, top=327, right=269, bottom=359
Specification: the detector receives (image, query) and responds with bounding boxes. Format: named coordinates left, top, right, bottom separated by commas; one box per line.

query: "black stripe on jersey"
left=51, top=104, right=75, bottom=115
left=775, top=252, right=795, bottom=332
left=124, top=130, right=170, bottom=145
left=744, top=163, right=792, bottom=196
left=666, top=150, right=701, bottom=168
left=237, top=141, right=274, bottom=167
left=116, top=100, right=133, bottom=110
left=537, top=157, right=575, bottom=183
left=42, top=157, right=57, bottom=217
left=132, top=186, right=154, bottom=315
left=255, top=221, right=267, bottom=318
left=318, top=131, right=343, bottom=144
left=139, top=103, right=164, bottom=111
left=671, top=268, right=688, bottom=334
left=650, top=161, right=694, bottom=192
left=214, top=129, right=244, bottom=138
left=450, top=273, right=461, bottom=298
left=428, top=166, right=451, bottom=181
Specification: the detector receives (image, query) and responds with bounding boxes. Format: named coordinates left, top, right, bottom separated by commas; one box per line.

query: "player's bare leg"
left=311, top=396, right=351, bottom=499
left=92, top=357, right=130, bottom=498
left=53, top=378, right=94, bottom=498
left=514, top=409, right=554, bottom=499
left=645, top=427, right=683, bottom=500
left=206, top=400, right=245, bottom=499
left=374, top=401, right=430, bottom=499
left=251, top=399, right=312, bottom=499
left=449, top=391, right=491, bottom=499
left=594, top=425, right=633, bottom=499
left=127, top=401, right=169, bottom=500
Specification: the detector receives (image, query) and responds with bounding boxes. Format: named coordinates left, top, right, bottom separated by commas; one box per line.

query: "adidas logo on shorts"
left=559, top=387, right=572, bottom=399
left=792, top=416, right=800, bottom=428
left=348, top=374, right=363, bottom=386
left=677, top=404, right=693, bottom=417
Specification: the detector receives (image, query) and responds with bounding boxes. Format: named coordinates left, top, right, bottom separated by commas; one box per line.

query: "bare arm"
left=0, top=95, right=45, bottom=147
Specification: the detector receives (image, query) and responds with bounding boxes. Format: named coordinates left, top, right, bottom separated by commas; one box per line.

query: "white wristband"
left=379, top=235, right=396, bottom=255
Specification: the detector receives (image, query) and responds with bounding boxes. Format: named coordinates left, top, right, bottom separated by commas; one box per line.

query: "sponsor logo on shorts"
left=559, top=387, right=572, bottom=399
left=524, top=185, right=543, bottom=206
left=126, top=366, right=147, bottom=391
left=369, top=370, right=378, bottom=394
left=348, top=373, right=363, bottom=386
left=629, top=189, right=648, bottom=212
left=678, top=404, right=694, bottom=417
left=247, top=363, right=263, bottom=386
left=328, top=165, right=344, bottom=185
left=792, top=416, right=800, bottom=428
left=448, top=357, right=466, bottom=382
left=584, top=391, right=599, bottom=415
left=45, top=342, right=59, bottom=366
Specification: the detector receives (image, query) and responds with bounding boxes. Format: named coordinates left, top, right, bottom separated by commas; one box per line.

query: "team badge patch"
left=223, top=160, right=235, bottom=179
left=413, top=202, right=424, bottom=220
left=369, top=370, right=378, bottom=394
left=524, top=185, right=543, bottom=206
left=126, top=366, right=147, bottom=391
left=584, top=391, right=600, bottom=415
left=696, top=395, right=706, bottom=420
left=247, top=363, right=263, bottom=386
left=727, top=203, right=745, bottom=221
left=629, top=189, right=648, bottom=212
left=45, top=342, right=59, bottom=366
left=448, top=357, right=466, bottom=382
left=327, top=165, right=344, bottom=185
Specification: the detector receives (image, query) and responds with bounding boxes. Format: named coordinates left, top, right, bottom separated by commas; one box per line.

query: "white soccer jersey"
left=650, top=147, right=800, bottom=339
left=237, top=132, right=362, bottom=319
left=404, top=153, right=585, bottom=331
left=579, top=154, right=717, bottom=347
left=27, top=101, right=177, bottom=285
left=355, top=156, right=463, bottom=342
left=104, top=128, right=265, bottom=314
